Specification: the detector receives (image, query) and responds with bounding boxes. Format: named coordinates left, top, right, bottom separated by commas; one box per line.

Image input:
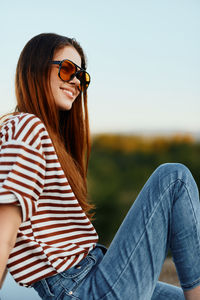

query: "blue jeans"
left=33, top=163, right=200, bottom=299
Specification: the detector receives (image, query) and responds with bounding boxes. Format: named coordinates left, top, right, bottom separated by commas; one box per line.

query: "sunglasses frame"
left=50, top=59, right=90, bottom=91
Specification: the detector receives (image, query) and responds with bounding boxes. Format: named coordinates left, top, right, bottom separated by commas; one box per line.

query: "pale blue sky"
left=0, top=0, right=200, bottom=135
left=0, top=0, right=200, bottom=298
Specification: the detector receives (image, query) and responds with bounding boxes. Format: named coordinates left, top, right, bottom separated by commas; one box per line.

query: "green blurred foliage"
left=88, top=134, right=200, bottom=246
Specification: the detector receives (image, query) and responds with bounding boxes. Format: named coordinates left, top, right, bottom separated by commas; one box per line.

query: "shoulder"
left=0, top=113, right=48, bottom=150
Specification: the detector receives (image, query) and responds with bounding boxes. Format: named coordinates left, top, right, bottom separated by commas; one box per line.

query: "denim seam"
left=60, top=257, right=90, bottom=279
left=41, top=278, right=55, bottom=297
left=182, top=277, right=200, bottom=290
left=98, top=179, right=186, bottom=300
left=60, top=255, right=96, bottom=280
left=60, top=288, right=80, bottom=300
left=181, top=181, right=198, bottom=225
left=152, top=287, right=182, bottom=300
left=177, top=181, right=200, bottom=289
left=60, top=257, right=97, bottom=299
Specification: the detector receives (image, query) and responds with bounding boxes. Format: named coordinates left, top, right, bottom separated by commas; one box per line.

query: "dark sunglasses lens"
left=60, top=60, right=76, bottom=81
left=77, top=71, right=90, bottom=91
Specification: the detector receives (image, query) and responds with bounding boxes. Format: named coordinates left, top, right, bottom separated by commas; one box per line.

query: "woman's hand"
left=0, top=204, right=22, bottom=288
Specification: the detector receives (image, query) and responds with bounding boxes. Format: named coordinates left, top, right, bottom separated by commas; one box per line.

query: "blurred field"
left=89, top=133, right=200, bottom=246
left=88, top=133, right=199, bottom=291
left=159, top=258, right=180, bottom=287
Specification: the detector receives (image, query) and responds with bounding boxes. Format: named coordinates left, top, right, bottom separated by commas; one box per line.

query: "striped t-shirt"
left=0, top=112, right=98, bottom=287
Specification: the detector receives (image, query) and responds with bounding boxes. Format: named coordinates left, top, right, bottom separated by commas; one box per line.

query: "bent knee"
left=155, top=163, right=193, bottom=181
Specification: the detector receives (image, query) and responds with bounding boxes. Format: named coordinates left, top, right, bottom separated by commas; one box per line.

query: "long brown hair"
left=15, top=33, right=93, bottom=217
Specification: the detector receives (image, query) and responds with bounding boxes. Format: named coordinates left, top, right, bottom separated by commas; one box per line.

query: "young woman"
left=0, top=33, right=200, bottom=300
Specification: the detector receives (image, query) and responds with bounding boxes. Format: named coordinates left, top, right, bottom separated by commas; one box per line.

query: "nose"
left=68, top=73, right=81, bottom=88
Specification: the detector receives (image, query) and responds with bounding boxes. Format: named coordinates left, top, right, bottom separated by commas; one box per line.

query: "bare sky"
left=0, top=0, right=200, bottom=135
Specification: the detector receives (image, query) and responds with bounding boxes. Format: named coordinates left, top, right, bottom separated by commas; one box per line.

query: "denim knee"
left=155, top=163, right=193, bottom=183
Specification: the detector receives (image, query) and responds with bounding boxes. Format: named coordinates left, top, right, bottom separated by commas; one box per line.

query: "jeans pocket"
left=33, top=278, right=55, bottom=299
left=60, top=254, right=96, bottom=283
left=57, top=254, right=97, bottom=299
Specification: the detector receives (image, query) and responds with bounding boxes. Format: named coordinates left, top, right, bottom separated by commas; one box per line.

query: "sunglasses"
left=50, top=59, right=90, bottom=91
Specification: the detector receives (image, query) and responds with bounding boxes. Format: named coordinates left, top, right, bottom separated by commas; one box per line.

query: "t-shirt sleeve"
left=0, top=140, right=46, bottom=222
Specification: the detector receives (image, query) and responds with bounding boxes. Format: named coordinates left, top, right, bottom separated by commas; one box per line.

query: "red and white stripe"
left=0, top=113, right=98, bottom=286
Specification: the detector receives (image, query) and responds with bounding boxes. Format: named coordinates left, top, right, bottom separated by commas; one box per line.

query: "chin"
left=57, top=99, right=74, bottom=111
left=59, top=104, right=73, bottom=111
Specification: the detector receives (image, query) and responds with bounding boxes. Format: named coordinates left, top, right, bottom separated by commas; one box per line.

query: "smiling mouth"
left=61, top=88, right=74, bottom=98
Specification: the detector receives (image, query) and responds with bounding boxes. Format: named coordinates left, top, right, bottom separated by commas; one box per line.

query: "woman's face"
left=50, top=46, right=82, bottom=111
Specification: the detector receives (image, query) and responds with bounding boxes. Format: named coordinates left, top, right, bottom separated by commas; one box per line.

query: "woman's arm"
left=0, top=204, right=22, bottom=288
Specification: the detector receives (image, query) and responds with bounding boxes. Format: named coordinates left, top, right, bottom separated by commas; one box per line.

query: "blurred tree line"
left=88, top=133, right=200, bottom=246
